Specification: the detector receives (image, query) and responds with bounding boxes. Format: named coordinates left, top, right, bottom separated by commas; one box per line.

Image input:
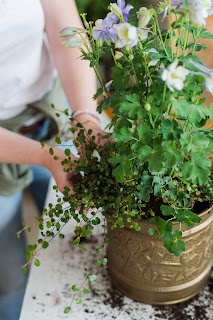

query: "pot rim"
left=112, top=206, right=213, bottom=239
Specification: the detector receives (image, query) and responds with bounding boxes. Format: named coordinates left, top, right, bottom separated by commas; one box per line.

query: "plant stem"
left=166, top=103, right=172, bottom=115
left=155, top=14, right=170, bottom=58
left=170, top=167, right=175, bottom=177
left=148, top=113, right=157, bottom=137
left=182, top=29, right=189, bottom=55
left=168, top=9, right=173, bottom=59
left=184, top=120, right=190, bottom=132
left=163, top=83, right=167, bottom=102
left=129, top=155, right=138, bottom=161
left=132, top=137, right=140, bottom=142
left=143, top=53, right=153, bottom=84
left=79, top=33, right=105, bottom=91
left=96, top=61, right=108, bottom=93
left=191, top=28, right=201, bottom=54
left=129, top=49, right=139, bottom=84
left=111, top=48, right=118, bottom=66
left=176, top=22, right=183, bottom=57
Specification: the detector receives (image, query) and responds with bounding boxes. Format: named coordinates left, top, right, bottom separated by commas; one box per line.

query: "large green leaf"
left=160, top=205, right=175, bottom=216
left=199, top=31, right=213, bottom=39
left=113, top=127, right=133, bottom=142
left=112, top=66, right=129, bottom=91
left=156, top=217, right=173, bottom=235
left=112, top=164, right=125, bottom=183
left=108, top=155, right=125, bottom=165
left=176, top=209, right=202, bottom=228
left=163, top=230, right=185, bottom=256
left=180, top=132, right=196, bottom=152
left=138, top=175, right=153, bottom=202
left=172, top=99, right=206, bottom=127
left=192, top=133, right=209, bottom=149
left=162, top=141, right=184, bottom=166
left=119, top=94, right=141, bottom=119
left=148, top=149, right=164, bottom=172
left=205, top=103, right=213, bottom=120
left=158, top=120, right=182, bottom=140
left=97, top=92, right=123, bottom=113
left=137, top=122, right=153, bottom=143
left=138, top=145, right=153, bottom=162
left=182, top=152, right=211, bottom=185
left=112, top=160, right=133, bottom=183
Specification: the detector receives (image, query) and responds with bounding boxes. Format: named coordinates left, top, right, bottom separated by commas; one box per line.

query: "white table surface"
left=20, top=179, right=213, bottom=320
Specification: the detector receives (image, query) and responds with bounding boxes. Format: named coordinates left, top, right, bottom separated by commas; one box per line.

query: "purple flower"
left=93, top=15, right=118, bottom=43
left=111, top=0, right=133, bottom=22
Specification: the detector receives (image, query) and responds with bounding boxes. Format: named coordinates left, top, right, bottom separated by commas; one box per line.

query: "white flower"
left=198, top=0, right=212, bottom=11
left=137, top=28, right=148, bottom=41
left=146, top=48, right=159, bottom=67
left=161, top=60, right=189, bottom=91
left=188, top=0, right=212, bottom=27
left=189, top=5, right=207, bottom=27
left=137, top=7, right=153, bottom=28
left=114, top=23, right=138, bottom=50
left=172, top=0, right=213, bottom=26
left=190, top=60, right=213, bottom=94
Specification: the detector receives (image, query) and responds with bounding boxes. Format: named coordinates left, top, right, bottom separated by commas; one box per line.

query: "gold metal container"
left=107, top=207, right=213, bottom=305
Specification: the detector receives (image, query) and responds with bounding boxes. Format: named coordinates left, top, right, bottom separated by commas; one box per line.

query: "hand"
left=72, top=114, right=113, bottom=156
left=44, top=147, right=78, bottom=194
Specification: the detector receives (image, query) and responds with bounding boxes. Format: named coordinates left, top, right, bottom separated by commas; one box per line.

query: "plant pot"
left=107, top=207, right=213, bottom=305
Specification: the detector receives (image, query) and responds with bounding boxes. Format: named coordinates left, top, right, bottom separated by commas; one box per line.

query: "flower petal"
left=62, top=36, right=84, bottom=48
left=117, top=0, right=125, bottom=10
left=189, top=60, right=210, bottom=74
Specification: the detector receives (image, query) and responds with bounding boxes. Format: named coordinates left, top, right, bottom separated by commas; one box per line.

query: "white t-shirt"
left=0, top=0, right=55, bottom=120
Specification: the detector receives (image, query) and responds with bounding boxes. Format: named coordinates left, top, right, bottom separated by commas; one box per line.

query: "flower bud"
left=114, top=51, right=123, bottom=60
left=81, top=13, right=90, bottom=29
left=58, top=27, right=85, bottom=37
left=110, top=3, right=123, bottom=20
left=105, top=37, right=111, bottom=47
left=137, top=7, right=153, bottom=28
left=163, top=112, right=170, bottom=119
left=144, top=103, right=151, bottom=111
left=169, top=96, right=176, bottom=102
left=96, top=38, right=103, bottom=49
left=61, top=36, right=85, bottom=48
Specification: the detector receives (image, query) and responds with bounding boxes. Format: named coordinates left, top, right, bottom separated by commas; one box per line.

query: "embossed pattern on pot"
left=107, top=207, right=213, bottom=305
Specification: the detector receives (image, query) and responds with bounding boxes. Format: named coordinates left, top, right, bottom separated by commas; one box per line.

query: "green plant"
left=19, top=0, right=213, bottom=313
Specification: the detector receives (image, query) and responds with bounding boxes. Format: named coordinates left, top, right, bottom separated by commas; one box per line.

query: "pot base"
left=109, top=261, right=213, bottom=305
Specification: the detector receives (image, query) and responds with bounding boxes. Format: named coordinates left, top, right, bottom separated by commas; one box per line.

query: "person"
left=0, top=1, right=105, bottom=319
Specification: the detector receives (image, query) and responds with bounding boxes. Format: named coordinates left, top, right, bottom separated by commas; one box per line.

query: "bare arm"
left=40, top=0, right=99, bottom=125
left=0, top=1, right=102, bottom=192
left=0, top=127, right=77, bottom=192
